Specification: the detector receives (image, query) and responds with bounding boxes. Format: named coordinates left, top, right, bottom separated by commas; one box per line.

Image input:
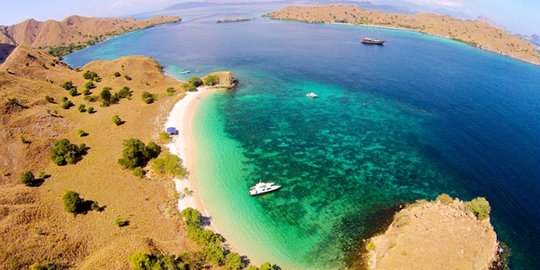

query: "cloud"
left=407, top=0, right=464, bottom=8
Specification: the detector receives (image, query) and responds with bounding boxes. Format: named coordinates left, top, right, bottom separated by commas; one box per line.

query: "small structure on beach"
left=166, top=127, right=179, bottom=135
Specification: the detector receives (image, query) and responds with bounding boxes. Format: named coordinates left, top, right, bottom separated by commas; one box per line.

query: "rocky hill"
left=364, top=195, right=501, bottom=270
left=267, top=5, right=540, bottom=65
left=0, top=15, right=181, bottom=55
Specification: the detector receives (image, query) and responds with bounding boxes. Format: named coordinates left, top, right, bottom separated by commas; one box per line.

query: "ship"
left=249, top=182, right=281, bottom=196
left=361, top=37, right=385, bottom=45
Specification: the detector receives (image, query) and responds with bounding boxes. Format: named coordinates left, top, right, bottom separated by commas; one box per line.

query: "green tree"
left=142, top=91, right=156, bottom=104
left=45, top=95, right=55, bottom=103
left=188, top=76, right=203, bottom=87
left=84, top=81, right=96, bottom=90
left=224, top=252, right=244, bottom=270
left=69, top=88, right=78, bottom=96
left=117, top=86, right=132, bottom=99
left=100, top=87, right=112, bottom=106
left=465, top=197, right=491, bottom=221
left=166, top=87, right=176, bottom=96
left=51, top=139, right=87, bottom=165
left=87, top=107, right=95, bottom=114
left=118, top=139, right=160, bottom=170
left=113, top=71, right=121, bottom=78
left=63, top=190, right=83, bottom=214
left=83, top=70, right=100, bottom=81
left=436, top=193, right=453, bottom=205
left=260, top=262, right=273, bottom=270
left=150, top=152, right=187, bottom=178
left=29, top=261, right=62, bottom=270
left=112, top=115, right=123, bottom=126
left=20, top=171, right=36, bottom=186
left=203, top=75, right=219, bottom=86
left=182, top=82, right=197, bottom=92
left=246, top=266, right=258, bottom=270
left=203, top=245, right=225, bottom=265
left=114, top=217, right=129, bottom=227
left=62, top=81, right=74, bottom=90
left=77, top=104, right=86, bottom=112
left=129, top=252, right=156, bottom=270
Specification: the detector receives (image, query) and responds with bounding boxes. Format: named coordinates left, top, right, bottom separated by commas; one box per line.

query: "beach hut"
left=166, top=127, right=178, bottom=135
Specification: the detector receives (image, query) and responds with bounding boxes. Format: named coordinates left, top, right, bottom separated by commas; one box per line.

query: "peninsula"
left=0, top=15, right=181, bottom=57
left=267, top=5, right=540, bottom=65
left=363, top=195, right=503, bottom=270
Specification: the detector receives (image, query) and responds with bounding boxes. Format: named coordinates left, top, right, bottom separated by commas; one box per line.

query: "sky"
left=0, top=0, right=538, bottom=35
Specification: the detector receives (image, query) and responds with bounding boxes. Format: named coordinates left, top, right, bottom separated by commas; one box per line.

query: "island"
left=267, top=5, right=540, bottom=65
left=362, top=194, right=506, bottom=270
left=0, top=15, right=182, bottom=57
left=216, top=18, right=252, bottom=23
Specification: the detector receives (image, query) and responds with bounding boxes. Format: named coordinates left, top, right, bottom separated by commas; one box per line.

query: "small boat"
left=179, top=70, right=191, bottom=74
left=249, top=182, right=281, bottom=196
left=361, top=37, right=385, bottom=45
left=306, top=92, right=319, bottom=98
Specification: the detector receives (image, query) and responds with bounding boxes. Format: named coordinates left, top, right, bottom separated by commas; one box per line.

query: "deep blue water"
left=65, top=5, right=540, bottom=269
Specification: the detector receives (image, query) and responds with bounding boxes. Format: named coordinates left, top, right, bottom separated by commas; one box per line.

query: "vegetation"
left=77, top=104, right=86, bottom=112
left=61, top=97, right=74, bottom=109
left=84, top=81, right=96, bottom=91
left=203, top=74, right=219, bottom=86
left=166, top=87, right=176, bottom=96
left=142, top=91, right=156, bottom=104
left=465, top=197, right=491, bottom=221
left=133, top=167, right=146, bottom=178
left=182, top=82, right=197, bottom=92
left=182, top=76, right=203, bottom=91
left=78, top=129, right=88, bottom=137
left=100, top=87, right=113, bottom=106
left=125, top=74, right=132, bottom=81
left=48, top=43, right=86, bottom=58
left=118, top=139, right=161, bottom=170
left=129, top=251, right=190, bottom=270
left=117, top=86, right=132, bottom=99
left=29, top=261, right=63, bottom=270
left=159, top=131, right=171, bottom=143
left=83, top=70, right=101, bottom=81
left=112, top=115, right=124, bottom=126
left=61, top=81, right=75, bottom=90
left=114, top=217, right=130, bottom=227
left=87, top=106, right=95, bottom=114
left=20, top=171, right=37, bottom=187
left=69, top=88, right=79, bottom=96
left=45, top=95, right=55, bottom=103
left=114, top=71, right=121, bottom=78
left=437, top=193, right=453, bottom=205
left=62, top=191, right=84, bottom=214
left=150, top=152, right=187, bottom=178
left=51, top=139, right=87, bottom=165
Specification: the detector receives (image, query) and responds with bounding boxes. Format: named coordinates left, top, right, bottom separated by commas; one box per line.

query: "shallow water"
left=65, top=5, right=540, bottom=269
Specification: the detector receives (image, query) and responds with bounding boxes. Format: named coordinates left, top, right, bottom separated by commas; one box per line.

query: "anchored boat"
left=361, top=37, right=385, bottom=45
left=249, top=182, right=281, bottom=196
left=306, top=92, right=319, bottom=98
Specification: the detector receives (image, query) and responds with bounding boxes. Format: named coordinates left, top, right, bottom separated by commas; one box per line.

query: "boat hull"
left=361, top=39, right=385, bottom=45
left=249, top=186, right=281, bottom=196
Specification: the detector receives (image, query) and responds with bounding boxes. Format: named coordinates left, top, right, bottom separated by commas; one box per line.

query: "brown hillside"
left=0, top=46, right=200, bottom=269
left=0, top=15, right=181, bottom=48
left=268, top=5, right=540, bottom=65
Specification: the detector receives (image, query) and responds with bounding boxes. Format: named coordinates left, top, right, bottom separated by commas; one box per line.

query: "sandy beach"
left=165, top=87, right=215, bottom=218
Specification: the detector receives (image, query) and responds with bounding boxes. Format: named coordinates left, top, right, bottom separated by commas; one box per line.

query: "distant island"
left=362, top=195, right=506, bottom=270
left=0, top=15, right=181, bottom=57
left=216, top=18, right=252, bottom=23
left=267, top=5, right=540, bottom=65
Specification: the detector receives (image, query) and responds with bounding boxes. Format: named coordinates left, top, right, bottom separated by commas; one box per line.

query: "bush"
left=77, top=104, right=86, bottom=112
left=113, top=71, right=121, bottom=78
left=159, top=131, right=171, bottom=142
left=29, top=261, right=62, bottom=270
left=150, top=152, right=187, bottom=178
left=51, top=139, right=87, bottom=165
left=84, top=81, right=96, bottom=90
left=182, top=82, right=197, bottom=92
left=129, top=251, right=190, bottom=270
left=260, top=263, right=273, bottom=270
left=78, top=129, right=87, bottom=137
left=45, top=95, right=55, bottom=103
left=61, top=99, right=74, bottom=109
left=224, top=252, right=244, bottom=270
left=20, top=171, right=36, bottom=186
left=465, top=197, right=491, bottom=221
left=133, top=167, right=146, bottom=178
left=166, top=87, right=176, bottom=96
left=188, top=77, right=203, bottom=87
left=62, top=81, right=74, bottom=90
left=142, top=92, right=156, bottom=104
left=91, top=201, right=101, bottom=211
left=203, top=245, right=225, bottom=265
left=69, top=88, right=78, bottom=96
left=87, top=107, right=95, bottom=114
left=117, top=86, right=132, bottom=99
left=84, top=95, right=98, bottom=102
left=203, top=75, right=219, bottom=86
left=437, top=193, right=453, bottom=205
left=63, top=190, right=83, bottom=214
left=118, top=139, right=161, bottom=170
left=125, top=74, right=132, bottom=81
left=115, top=217, right=130, bottom=227
left=112, top=115, right=123, bottom=126
left=100, top=87, right=113, bottom=106
left=83, top=70, right=100, bottom=81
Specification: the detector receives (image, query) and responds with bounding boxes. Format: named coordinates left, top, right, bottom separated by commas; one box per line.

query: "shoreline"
left=164, top=86, right=220, bottom=231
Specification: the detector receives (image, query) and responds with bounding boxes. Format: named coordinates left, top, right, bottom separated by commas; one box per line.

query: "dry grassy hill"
left=267, top=5, right=540, bottom=65
left=363, top=196, right=500, bottom=270
left=0, top=15, right=181, bottom=52
left=0, top=46, right=206, bottom=269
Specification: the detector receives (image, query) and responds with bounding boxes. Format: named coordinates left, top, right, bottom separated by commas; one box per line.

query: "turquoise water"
left=65, top=5, right=540, bottom=269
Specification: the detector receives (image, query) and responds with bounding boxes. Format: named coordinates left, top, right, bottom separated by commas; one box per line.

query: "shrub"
left=260, top=263, right=273, bottom=270
left=62, top=81, right=74, bottom=90
left=29, top=261, right=62, bottom=270
left=246, top=266, right=258, bottom=270
left=150, top=152, right=187, bottom=178
left=90, top=201, right=101, bottom=211
left=84, top=81, right=96, bottom=90
left=69, top=88, right=78, bottom=96
left=142, top=91, right=156, bottom=104
left=159, top=131, right=171, bottom=143
left=117, top=86, right=132, bottom=99
left=87, top=107, right=95, bottom=114
left=20, top=171, right=36, bottom=186
left=129, top=252, right=156, bottom=270
left=203, top=75, right=219, bottom=86
left=125, top=74, right=132, bottom=80
left=45, top=95, right=55, bottom=103
left=115, top=217, right=129, bottom=227
left=188, top=77, right=203, bottom=87
left=63, top=191, right=83, bottom=214
left=77, top=104, right=86, bottom=112
left=465, top=197, right=491, bottom=221
left=61, top=99, right=74, bottom=109
left=100, top=87, right=113, bottom=106
left=166, top=87, right=176, bottom=96
left=437, top=193, right=453, bottom=205
left=203, top=245, right=225, bottom=265
left=182, top=82, right=197, bottom=92
left=51, top=139, right=87, bottom=165
left=78, top=129, right=87, bottom=137
left=133, top=167, right=146, bottom=178
left=224, top=252, right=244, bottom=270
left=83, top=70, right=100, bottom=81
left=112, top=115, right=123, bottom=126
left=84, top=95, right=98, bottom=102
left=118, top=139, right=161, bottom=170
left=113, top=71, right=121, bottom=78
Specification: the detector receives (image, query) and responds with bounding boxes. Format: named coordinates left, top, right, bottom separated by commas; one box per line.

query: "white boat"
left=179, top=70, right=191, bottom=74
left=306, top=92, right=318, bottom=98
left=249, top=182, right=281, bottom=196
